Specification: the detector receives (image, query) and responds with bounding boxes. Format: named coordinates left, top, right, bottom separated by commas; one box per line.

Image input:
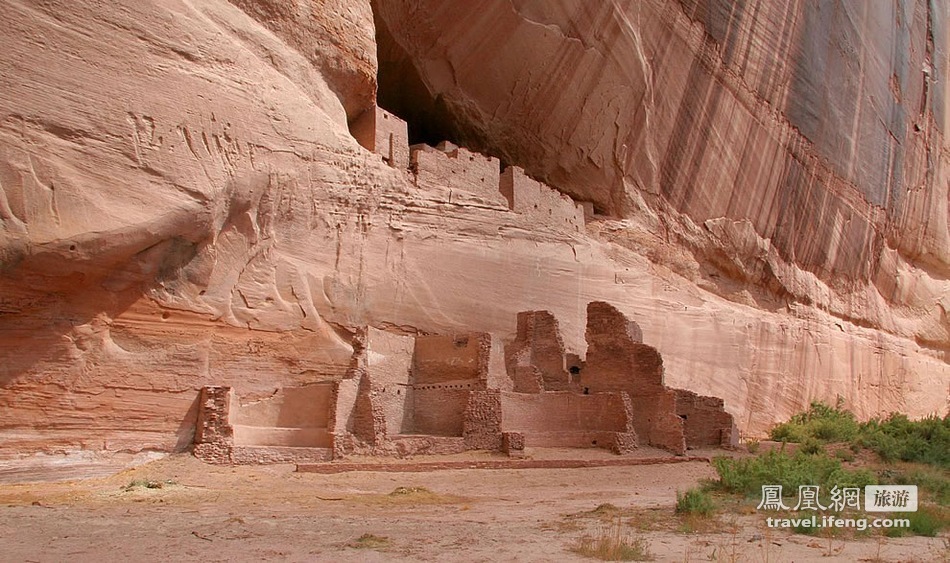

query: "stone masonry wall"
left=193, top=386, right=234, bottom=464
left=462, top=389, right=503, bottom=450
left=499, top=391, right=633, bottom=434
left=675, top=389, right=739, bottom=448
left=411, top=144, right=507, bottom=208
left=505, top=311, right=573, bottom=392
left=499, top=166, right=585, bottom=233
left=350, top=105, right=410, bottom=169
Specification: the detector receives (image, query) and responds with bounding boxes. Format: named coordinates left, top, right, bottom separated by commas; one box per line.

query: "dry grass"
left=353, top=486, right=468, bottom=506
left=346, top=533, right=391, bottom=550
left=571, top=517, right=654, bottom=561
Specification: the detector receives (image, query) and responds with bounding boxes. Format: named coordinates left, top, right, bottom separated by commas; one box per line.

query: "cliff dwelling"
left=195, top=301, right=737, bottom=464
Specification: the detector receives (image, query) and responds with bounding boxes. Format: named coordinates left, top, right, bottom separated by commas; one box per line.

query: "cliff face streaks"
left=0, top=0, right=946, bottom=458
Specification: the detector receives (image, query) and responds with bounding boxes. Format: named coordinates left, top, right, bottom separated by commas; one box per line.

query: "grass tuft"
left=346, top=533, right=391, bottom=549
left=571, top=518, right=653, bottom=561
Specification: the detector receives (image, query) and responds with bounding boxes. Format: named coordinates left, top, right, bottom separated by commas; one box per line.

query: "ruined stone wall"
left=329, top=378, right=360, bottom=449
left=350, top=105, right=410, bottom=169
left=633, top=390, right=687, bottom=455
left=364, top=328, right=415, bottom=435
left=410, top=388, right=471, bottom=437
left=499, top=166, right=585, bottom=233
left=499, top=391, right=632, bottom=433
left=193, top=386, right=234, bottom=464
left=675, top=389, right=738, bottom=448
left=582, top=301, right=689, bottom=454
left=505, top=311, right=573, bottom=392
left=408, top=333, right=489, bottom=437
left=463, top=390, right=503, bottom=450
left=413, top=333, right=490, bottom=385
left=411, top=144, right=508, bottom=208
left=230, top=384, right=334, bottom=428
left=497, top=390, right=636, bottom=451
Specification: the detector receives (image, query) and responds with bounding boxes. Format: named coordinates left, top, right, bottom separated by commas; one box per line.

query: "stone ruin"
left=194, top=302, right=737, bottom=464
left=351, top=105, right=587, bottom=232
left=194, top=109, right=736, bottom=464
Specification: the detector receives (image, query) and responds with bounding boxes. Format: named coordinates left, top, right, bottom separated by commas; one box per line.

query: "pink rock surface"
left=0, top=0, right=946, bottom=458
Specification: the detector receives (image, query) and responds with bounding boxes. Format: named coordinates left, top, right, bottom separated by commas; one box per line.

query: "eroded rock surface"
left=0, top=0, right=947, bottom=458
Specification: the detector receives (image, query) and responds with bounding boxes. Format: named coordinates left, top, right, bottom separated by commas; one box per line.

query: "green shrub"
left=860, top=414, right=950, bottom=468
left=712, top=451, right=876, bottom=499
left=769, top=402, right=950, bottom=469
left=769, top=399, right=859, bottom=444
left=886, top=506, right=947, bottom=537
left=799, top=438, right=825, bottom=455
left=675, top=488, right=715, bottom=517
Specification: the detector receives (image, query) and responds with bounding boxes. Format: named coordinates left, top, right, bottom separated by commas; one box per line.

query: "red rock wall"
left=0, top=0, right=945, bottom=459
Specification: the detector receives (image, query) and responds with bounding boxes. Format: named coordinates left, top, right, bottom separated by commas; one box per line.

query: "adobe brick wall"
left=230, top=383, right=334, bottom=429
left=364, top=328, right=415, bottom=435
left=413, top=333, right=490, bottom=386
left=350, top=105, right=410, bottom=169
left=499, top=166, right=585, bottom=233
left=411, top=144, right=507, bottom=207
left=631, top=389, right=687, bottom=455
left=501, top=431, right=525, bottom=457
left=410, top=388, right=471, bottom=436
left=329, top=377, right=359, bottom=454
left=230, top=446, right=332, bottom=464
left=582, top=301, right=686, bottom=454
left=499, top=391, right=632, bottom=434
left=486, top=334, right=513, bottom=391
left=510, top=364, right=544, bottom=393
left=674, top=388, right=739, bottom=448
left=231, top=426, right=332, bottom=448
left=351, top=367, right=385, bottom=444
left=505, top=311, right=572, bottom=392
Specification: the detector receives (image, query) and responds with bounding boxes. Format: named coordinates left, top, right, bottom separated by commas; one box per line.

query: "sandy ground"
left=0, top=452, right=946, bottom=562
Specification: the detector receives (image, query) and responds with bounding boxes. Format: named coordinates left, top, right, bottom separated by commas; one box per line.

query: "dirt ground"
left=0, top=451, right=946, bottom=562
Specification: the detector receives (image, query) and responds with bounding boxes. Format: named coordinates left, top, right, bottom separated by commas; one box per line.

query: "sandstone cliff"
left=0, top=0, right=946, bottom=456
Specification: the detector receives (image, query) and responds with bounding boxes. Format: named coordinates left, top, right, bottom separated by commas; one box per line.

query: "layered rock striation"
left=0, top=0, right=946, bottom=457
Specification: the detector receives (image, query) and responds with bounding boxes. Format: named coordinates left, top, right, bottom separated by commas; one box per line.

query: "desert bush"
left=884, top=506, right=947, bottom=538
left=769, top=399, right=859, bottom=444
left=769, top=401, right=950, bottom=469
left=675, top=488, right=715, bottom=517
left=712, top=451, right=875, bottom=498
left=859, top=413, right=950, bottom=468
